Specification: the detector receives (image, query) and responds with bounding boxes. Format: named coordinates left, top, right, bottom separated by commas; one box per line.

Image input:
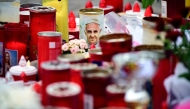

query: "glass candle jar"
left=40, top=60, right=70, bottom=106
left=46, top=82, right=81, bottom=109
left=4, top=23, right=28, bottom=73
left=29, top=6, right=56, bottom=61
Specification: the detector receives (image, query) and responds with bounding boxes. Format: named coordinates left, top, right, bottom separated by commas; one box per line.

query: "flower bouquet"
left=61, top=39, right=89, bottom=54
left=156, top=15, right=190, bottom=108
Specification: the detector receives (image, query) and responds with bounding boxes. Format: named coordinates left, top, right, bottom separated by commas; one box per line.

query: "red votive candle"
left=38, top=31, right=62, bottom=79
left=70, top=63, right=98, bottom=109
left=40, top=60, right=71, bottom=106
left=106, top=84, right=128, bottom=107
left=46, top=82, right=81, bottom=109
left=0, top=24, right=5, bottom=77
left=20, top=11, right=30, bottom=25
left=20, top=3, right=42, bottom=25
left=99, top=33, right=132, bottom=61
left=89, top=48, right=114, bottom=62
left=82, top=68, right=112, bottom=109
left=4, top=23, right=28, bottom=72
left=20, top=3, right=42, bottom=11
left=105, top=0, right=123, bottom=13
left=29, top=6, right=56, bottom=61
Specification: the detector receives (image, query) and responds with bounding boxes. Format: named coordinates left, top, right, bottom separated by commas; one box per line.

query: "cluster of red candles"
left=0, top=0, right=184, bottom=109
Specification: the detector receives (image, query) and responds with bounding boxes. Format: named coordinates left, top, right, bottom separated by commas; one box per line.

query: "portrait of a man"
left=84, top=19, right=102, bottom=46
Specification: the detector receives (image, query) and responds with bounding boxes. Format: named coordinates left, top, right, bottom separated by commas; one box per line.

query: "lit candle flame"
left=27, top=60, right=30, bottom=66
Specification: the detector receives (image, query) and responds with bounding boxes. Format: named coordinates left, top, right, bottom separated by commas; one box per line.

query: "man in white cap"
left=84, top=18, right=102, bottom=46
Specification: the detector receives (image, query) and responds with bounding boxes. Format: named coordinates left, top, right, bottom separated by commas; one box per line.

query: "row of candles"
left=1, top=30, right=176, bottom=109
left=0, top=0, right=181, bottom=109
left=0, top=1, right=129, bottom=109
left=0, top=0, right=158, bottom=78
left=4, top=32, right=147, bottom=109
left=0, top=0, right=125, bottom=77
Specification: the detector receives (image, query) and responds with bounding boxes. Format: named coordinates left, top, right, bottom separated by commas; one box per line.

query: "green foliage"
left=142, top=0, right=155, bottom=9
left=157, top=22, right=190, bottom=81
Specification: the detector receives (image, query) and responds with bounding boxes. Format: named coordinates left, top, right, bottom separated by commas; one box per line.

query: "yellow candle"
left=186, top=0, right=190, bottom=7
left=42, top=0, right=69, bottom=42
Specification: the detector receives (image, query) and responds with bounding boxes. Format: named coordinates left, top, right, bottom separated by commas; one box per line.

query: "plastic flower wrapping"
left=0, top=84, right=42, bottom=109
left=155, top=13, right=190, bottom=108
left=62, top=39, right=88, bottom=54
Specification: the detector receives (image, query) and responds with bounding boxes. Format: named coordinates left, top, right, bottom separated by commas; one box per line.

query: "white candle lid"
left=9, top=56, right=37, bottom=76
left=9, top=66, right=37, bottom=76
left=125, top=10, right=144, bottom=16
left=46, top=82, right=81, bottom=97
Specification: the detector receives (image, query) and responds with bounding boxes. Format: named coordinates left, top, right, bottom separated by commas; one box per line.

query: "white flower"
left=84, top=43, right=88, bottom=49
left=68, top=40, right=75, bottom=46
left=80, top=42, right=87, bottom=49
left=73, top=39, right=80, bottom=45
left=80, top=39, right=86, bottom=43
left=62, top=44, right=69, bottom=51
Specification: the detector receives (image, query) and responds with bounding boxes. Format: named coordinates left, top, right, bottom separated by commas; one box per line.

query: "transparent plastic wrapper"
left=112, top=51, right=164, bottom=85
left=0, top=1, right=20, bottom=23
left=164, top=62, right=190, bottom=108
left=104, top=12, right=129, bottom=34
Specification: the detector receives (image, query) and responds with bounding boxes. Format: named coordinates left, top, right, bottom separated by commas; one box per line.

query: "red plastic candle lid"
left=68, top=12, right=76, bottom=28
left=144, top=6, right=153, bottom=17
left=69, top=11, right=76, bottom=19
left=149, top=6, right=154, bottom=13
left=99, top=0, right=107, bottom=8
left=133, top=2, right=140, bottom=12
left=85, top=0, right=93, bottom=8
left=124, top=3, right=132, bottom=11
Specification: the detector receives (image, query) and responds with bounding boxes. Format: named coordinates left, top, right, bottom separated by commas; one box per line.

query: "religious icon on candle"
left=79, top=8, right=104, bottom=47
left=84, top=19, right=102, bottom=46
left=5, top=49, right=18, bottom=73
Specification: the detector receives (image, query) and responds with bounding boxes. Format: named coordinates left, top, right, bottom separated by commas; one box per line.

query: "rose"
left=70, top=45, right=79, bottom=54
left=166, top=30, right=182, bottom=42
left=73, top=39, right=80, bottom=45
left=68, top=40, right=75, bottom=46
left=80, top=42, right=88, bottom=49
left=62, top=44, right=69, bottom=51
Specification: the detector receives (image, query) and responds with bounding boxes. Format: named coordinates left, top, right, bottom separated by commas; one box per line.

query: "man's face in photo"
left=85, top=22, right=101, bottom=45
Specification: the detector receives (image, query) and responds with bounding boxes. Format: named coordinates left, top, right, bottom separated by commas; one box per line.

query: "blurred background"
left=0, top=0, right=161, bottom=16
